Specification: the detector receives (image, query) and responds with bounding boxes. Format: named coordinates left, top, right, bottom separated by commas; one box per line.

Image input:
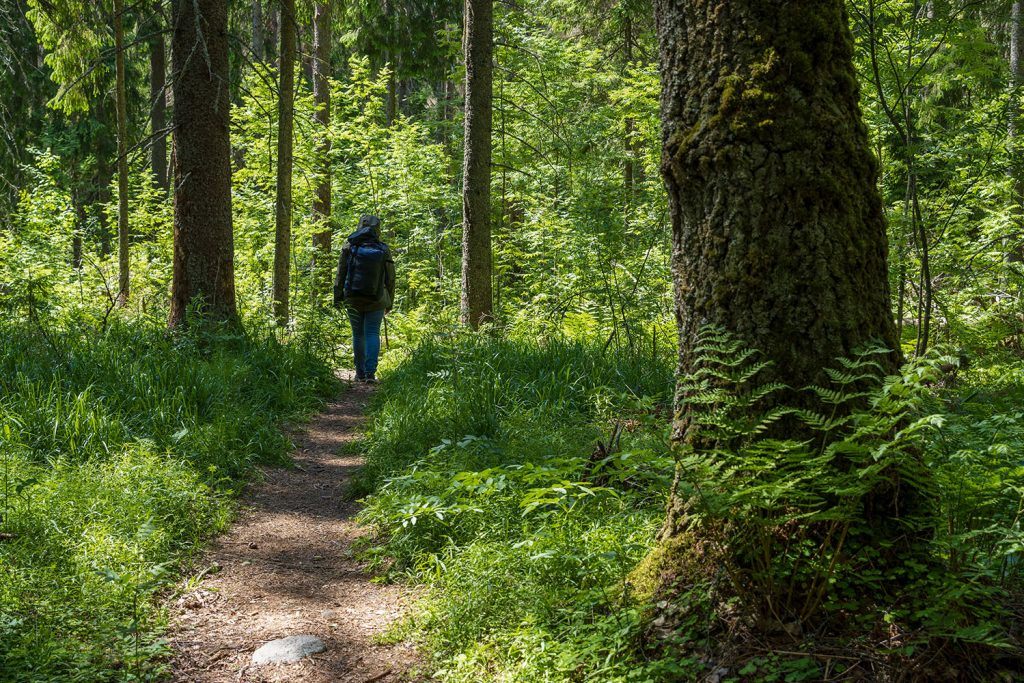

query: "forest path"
left=169, top=374, right=419, bottom=683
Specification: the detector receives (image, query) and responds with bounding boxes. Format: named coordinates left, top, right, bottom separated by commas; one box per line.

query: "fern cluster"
left=672, top=326, right=1009, bottom=645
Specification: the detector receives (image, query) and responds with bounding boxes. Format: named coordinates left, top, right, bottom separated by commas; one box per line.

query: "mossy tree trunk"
left=168, top=0, right=237, bottom=328
left=460, top=0, right=493, bottom=328
left=654, top=0, right=913, bottom=557
left=656, top=0, right=900, bottom=398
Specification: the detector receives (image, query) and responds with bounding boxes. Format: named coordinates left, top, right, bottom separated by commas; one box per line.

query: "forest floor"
left=168, top=374, right=420, bottom=683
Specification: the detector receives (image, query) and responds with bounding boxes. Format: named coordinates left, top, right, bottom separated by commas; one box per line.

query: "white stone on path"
left=251, top=635, right=326, bottom=665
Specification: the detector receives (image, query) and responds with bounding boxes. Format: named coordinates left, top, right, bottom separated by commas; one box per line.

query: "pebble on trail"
left=251, top=635, right=327, bottom=665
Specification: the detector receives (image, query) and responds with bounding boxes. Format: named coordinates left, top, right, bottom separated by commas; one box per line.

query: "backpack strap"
left=344, top=244, right=359, bottom=294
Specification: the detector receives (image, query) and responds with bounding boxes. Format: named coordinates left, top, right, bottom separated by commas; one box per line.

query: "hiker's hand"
left=386, top=308, right=392, bottom=314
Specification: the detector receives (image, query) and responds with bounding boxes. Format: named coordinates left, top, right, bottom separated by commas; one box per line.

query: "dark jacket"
left=333, top=215, right=395, bottom=312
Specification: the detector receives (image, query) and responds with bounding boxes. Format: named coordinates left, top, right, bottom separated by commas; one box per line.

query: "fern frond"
left=824, top=368, right=884, bottom=386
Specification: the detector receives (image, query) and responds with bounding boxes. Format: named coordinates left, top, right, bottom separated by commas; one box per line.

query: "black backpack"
left=344, top=230, right=388, bottom=299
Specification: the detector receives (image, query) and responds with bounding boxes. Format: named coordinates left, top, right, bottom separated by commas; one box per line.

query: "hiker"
left=333, top=215, right=395, bottom=383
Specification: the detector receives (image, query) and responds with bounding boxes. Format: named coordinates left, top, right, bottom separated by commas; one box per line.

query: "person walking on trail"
left=333, top=215, right=395, bottom=384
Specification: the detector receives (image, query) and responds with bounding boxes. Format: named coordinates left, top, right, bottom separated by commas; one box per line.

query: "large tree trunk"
left=150, top=12, right=168, bottom=193
left=312, top=0, right=332, bottom=298
left=273, top=0, right=296, bottom=325
left=460, top=0, right=493, bottom=328
left=656, top=0, right=899, bottom=394
left=113, top=0, right=130, bottom=303
left=168, top=0, right=237, bottom=328
left=653, top=0, right=911, bottom=596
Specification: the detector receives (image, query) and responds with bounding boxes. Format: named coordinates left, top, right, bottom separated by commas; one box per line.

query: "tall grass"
left=357, top=335, right=686, bottom=681
left=0, top=320, right=336, bottom=682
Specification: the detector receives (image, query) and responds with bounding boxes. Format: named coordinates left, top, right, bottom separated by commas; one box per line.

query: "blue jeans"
left=346, top=307, right=385, bottom=378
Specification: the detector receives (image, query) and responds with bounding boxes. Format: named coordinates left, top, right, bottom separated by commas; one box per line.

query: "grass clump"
left=0, top=319, right=336, bottom=682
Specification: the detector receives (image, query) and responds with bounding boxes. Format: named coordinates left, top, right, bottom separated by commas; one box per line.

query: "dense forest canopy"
left=2, top=0, right=1024, bottom=680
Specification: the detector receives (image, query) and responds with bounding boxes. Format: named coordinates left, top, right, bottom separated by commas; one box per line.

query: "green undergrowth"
left=358, top=333, right=1024, bottom=681
left=357, top=335, right=686, bottom=681
left=0, top=318, right=336, bottom=682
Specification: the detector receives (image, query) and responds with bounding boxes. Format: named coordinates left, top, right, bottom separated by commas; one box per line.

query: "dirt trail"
left=169, top=375, right=419, bottom=683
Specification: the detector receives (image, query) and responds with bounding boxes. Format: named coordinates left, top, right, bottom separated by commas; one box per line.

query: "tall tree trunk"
left=622, top=12, right=635, bottom=205
left=113, top=0, right=130, bottom=303
left=1010, top=2, right=1024, bottom=257
left=150, top=13, right=168, bottom=193
left=168, top=0, right=237, bottom=328
left=656, top=0, right=899, bottom=395
left=312, top=0, right=332, bottom=297
left=252, top=0, right=264, bottom=61
left=460, top=0, right=493, bottom=328
left=647, top=0, right=936, bottom=635
left=273, top=0, right=296, bottom=325
left=655, top=0, right=910, bottom=551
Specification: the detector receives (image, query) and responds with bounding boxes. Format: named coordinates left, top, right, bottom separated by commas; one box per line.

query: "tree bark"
left=312, top=0, right=332, bottom=297
left=656, top=0, right=899, bottom=396
left=168, top=0, right=237, bottom=328
left=113, top=0, right=130, bottom=303
left=252, top=0, right=264, bottom=62
left=460, top=0, right=493, bottom=328
left=150, top=13, right=168, bottom=193
left=273, top=0, right=296, bottom=325
left=1010, top=2, right=1024, bottom=255
left=652, top=0, right=919, bottom=624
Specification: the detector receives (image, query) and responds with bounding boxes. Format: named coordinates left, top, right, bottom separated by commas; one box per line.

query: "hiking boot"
left=364, top=374, right=378, bottom=384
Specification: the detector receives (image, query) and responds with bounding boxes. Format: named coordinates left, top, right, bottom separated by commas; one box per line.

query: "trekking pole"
left=383, top=313, right=390, bottom=350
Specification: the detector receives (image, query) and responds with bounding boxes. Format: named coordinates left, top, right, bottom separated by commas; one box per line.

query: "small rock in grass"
left=251, top=635, right=326, bottom=665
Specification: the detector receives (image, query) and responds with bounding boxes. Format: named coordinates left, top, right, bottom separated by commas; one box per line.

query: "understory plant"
left=643, top=326, right=1024, bottom=679
left=0, top=318, right=336, bottom=681
left=360, top=330, right=1024, bottom=681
